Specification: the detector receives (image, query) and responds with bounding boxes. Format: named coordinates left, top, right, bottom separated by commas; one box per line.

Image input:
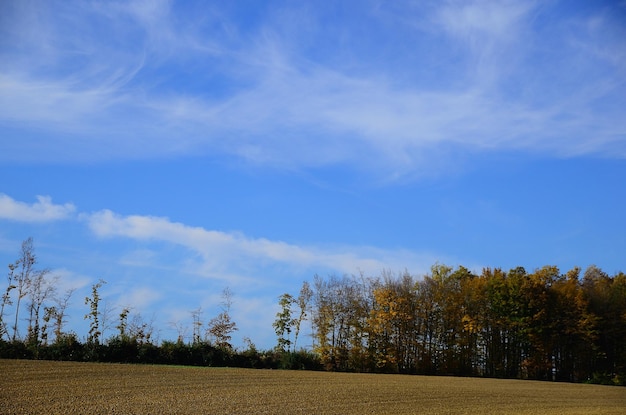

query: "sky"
left=1, top=0, right=625, bottom=350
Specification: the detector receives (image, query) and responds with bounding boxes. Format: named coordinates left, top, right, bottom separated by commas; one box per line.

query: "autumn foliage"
left=306, top=265, right=626, bottom=384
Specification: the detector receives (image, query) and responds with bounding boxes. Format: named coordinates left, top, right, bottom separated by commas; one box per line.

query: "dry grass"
left=1, top=359, right=625, bottom=414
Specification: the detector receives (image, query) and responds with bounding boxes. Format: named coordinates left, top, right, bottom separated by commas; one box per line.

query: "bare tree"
left=26, top=268, right=57, bottom=346
left=169, top=320, right=188, bottom=344
left=128, top=312, right=155, bottom=345
left=51, top=288, right=75, bottom=342
left=293, top=281, right=313, bottom=351
left=11, top=238, right=37, bottom=341
left=100, top=300, right=116, bottom=341
left=0, top=263, right=17, bottom=340
left=190, top=307, right=203, bottom=344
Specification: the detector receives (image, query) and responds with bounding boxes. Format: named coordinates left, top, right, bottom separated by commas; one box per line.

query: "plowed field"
left=1, top=359, right=625, bottom=414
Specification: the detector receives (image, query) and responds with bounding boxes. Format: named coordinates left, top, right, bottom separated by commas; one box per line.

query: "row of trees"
left=0, top=239, right=242, bottom=352
left=2, top=238, right=625, bottom=384
left=0, top=238, right=320, bottom=369
left=278, top=265, right=625, bottom=384
left=0, top=238, right=72, bottom=347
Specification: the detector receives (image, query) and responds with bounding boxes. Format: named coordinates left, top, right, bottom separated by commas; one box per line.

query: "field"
left=1, top=360, right=625, bottom=414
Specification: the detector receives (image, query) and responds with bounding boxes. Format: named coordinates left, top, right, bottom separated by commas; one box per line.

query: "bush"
left=0, top=340, right=34, bottom=359
left=43, top=333, right=84, bottom=361
left=586, top=372, right=626, bottom=386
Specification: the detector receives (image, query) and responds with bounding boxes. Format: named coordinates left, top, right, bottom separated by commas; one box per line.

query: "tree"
left=117, top=307, right=131, bottom=340
left=415, top=275, right=442, bottom=374
left=550, top=267, right=596, bottom=381
left=449, top=266, right=481, bottom=376
left=582, top=266, right=626, bottom=383
left=190, top=308, right=203, bottom=345
left=51, top=288, right=75, bottom=342
left=128, top=311, right=155, bottom=345
left=84, top=279, right=106, bottom=346
left=521, top=265, right=562, bottom=380
left=0, top=263, right=17, bottom=340
left=293, top=281, right=313, bottom=351
left=368, top=284, right=403, bottom=372
left=273, top=293, right=294, bottom=352
left=1, top=239, right=74, bottom=345
left=312, top=274, right=369, bottom=371
left=169, top=320, right=188, bottom=344
left=10, top=238, right=38, bottom=341
left=26, top=267, right=56, bottom=347
left=207, top=288, right=238, bottom=351
left=482, top=267, right=515, bottom=377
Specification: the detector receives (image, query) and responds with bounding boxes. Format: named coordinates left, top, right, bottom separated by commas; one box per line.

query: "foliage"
left=273, top=293, right=295, bottom=352
left=84, top=279, right=106, bottom=346
left=206, top=288, right=238, bottom=351
left=306, top=265, right=626, bottom=382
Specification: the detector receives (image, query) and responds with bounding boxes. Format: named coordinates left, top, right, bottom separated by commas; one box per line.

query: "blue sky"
left=1, top=0, right=625, bottom=349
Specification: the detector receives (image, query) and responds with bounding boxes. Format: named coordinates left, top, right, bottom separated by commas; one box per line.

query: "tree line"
left=283, top=265, right=625, bottom=384
left=0, top=238, right=319, bottom=370
left=1, top=238, right=625, bottom=384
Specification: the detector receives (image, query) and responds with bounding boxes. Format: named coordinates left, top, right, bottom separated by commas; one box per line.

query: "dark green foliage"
left=44, top=333, right=84, bottom=361
left=0, top=340, right=34, bottom=360
left=0, top=336, right=322, bottom=370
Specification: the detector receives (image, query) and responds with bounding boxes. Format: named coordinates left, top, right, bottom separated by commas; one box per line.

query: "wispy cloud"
left=1, top=1, right=624, bottom=177
left=435, top=0, right=534, bottom=42
left=0, top=194, right=76, bottom=222
left=116, top=286, right=163, bottom=311
left=83, top=209, right=438, bottom=280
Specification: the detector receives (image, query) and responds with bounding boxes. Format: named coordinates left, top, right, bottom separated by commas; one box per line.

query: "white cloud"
left=1, top=1, right=624, bottom=176
left=435, top=0, right=533, bottom=41
left=83, top=209, right=438, bottom=279
left=48, top=267, right=92, bottom=293
left=0, top=194, right=76, bottom=222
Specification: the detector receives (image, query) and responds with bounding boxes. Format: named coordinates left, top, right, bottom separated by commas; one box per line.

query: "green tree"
left=273, top=293, right=294, bottom=352
left=117, top=307, right=131, bottom=340
left=84, top=279, right=106, bottom=346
